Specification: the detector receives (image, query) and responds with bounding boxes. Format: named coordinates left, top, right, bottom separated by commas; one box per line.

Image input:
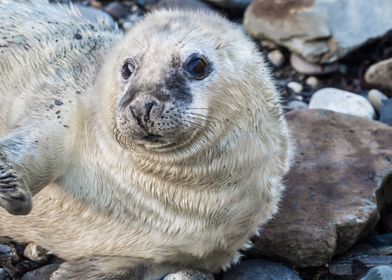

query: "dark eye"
left=121, top=61, right=135, bottom=80
left=184, top=54, right=210, bottom=80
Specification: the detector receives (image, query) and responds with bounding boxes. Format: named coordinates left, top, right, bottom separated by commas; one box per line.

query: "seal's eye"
left=121, top=61, right=135, bottom=80
left=185, top=54, right=209, bottom=80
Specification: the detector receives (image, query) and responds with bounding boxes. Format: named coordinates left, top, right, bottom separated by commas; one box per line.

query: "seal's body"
left=0, top=1, right=291, bottom=279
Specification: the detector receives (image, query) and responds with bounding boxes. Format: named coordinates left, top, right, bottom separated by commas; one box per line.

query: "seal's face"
left=109, top=10, right=261, bottom=152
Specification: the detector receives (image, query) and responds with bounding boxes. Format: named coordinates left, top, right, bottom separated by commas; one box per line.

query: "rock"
left=368, top=89, right=388, bottom=113
left=254, top=110, right=392, bottom=267
left=221, top=259, right=302, bottom=280
left=152, top=0, right=211, bottom=10
left=244, top=0, right=392, bottom=64
left=0, top=268, right=4, bottom=280
left=267, top=49, right=285, bottom=67
left=366, top=234, right=392, bottom=255
left=290, top=54, right=339, bottom=75
left=163, top=270, right=214, bottom=280
left=287, top=100, right=308, bottom=111
left=361, top=266, right=392, bottom=280
left=104, top=1, right=128, bottom=20
left=380, top=99, right=392, bottom=126
left=76, top=5, right=116, bottom=28
left=305, top=76, right=319, bottom=89
left=205, top=0, right=251, bottom=10
left=21, top=264, right=59, bottom=280
left=365, top=58, right=392, bottom=95
left=309, top=88, right=376, bottom=119
left=287, top=82, right=303, bottom=94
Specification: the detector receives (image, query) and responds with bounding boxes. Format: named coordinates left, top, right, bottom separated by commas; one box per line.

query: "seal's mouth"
left=143, top=134, right=163, bottom=143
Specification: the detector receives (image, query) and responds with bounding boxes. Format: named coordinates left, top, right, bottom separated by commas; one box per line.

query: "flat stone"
left=365, top=58, right=392, bottom=96
left=309, top=88, right=376, bottom=119
left=290, top=54, right=339, bottom=75
left=254, top=110, right=392, bottom=267
left=221, top=259, right=302, bottom=280
left=244, top=0, right=392, bottom=64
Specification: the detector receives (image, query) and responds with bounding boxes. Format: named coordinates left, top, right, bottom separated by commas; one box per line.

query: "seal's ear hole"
left=121, top=60, right=136, bottom=81
left=184, top=54, right=210, bottom=80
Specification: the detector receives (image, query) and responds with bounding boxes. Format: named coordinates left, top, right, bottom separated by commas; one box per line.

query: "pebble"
left=290, top=54, right=339, bottom=75
left=23, top=243, right=48, bottom=264
left=287, top=100, right=308, bottom=111
left=163, top=270, right=214, bottom=280
left=0, top=268, right=4, bottom=280
left=287, top=81, right=303, bottom=94
left=309, top=88, right=376, bottom=119
left=261, top=40, right=278, bottom=50
left=368, top=89, right=388, bottom=113
left=222, top=259, right=302, bottom=280
left=305, top=76, right=319, bottom=89
left=267, top=49, right=285, bottom=67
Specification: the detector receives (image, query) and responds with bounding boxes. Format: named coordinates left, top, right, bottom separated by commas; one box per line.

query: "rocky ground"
left=1, top=0, right=392, bottom=279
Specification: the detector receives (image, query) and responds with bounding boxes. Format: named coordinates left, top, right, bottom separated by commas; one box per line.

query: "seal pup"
left=0, top=1, right=292, bottom=279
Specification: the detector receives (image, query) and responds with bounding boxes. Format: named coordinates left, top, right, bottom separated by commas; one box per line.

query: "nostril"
left=143, top=101, right=157, bottom=123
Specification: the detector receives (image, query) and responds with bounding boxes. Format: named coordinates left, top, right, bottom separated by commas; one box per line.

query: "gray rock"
left=222, top=259, right=302, bottom=280
left=368, top=89, right=388, bottom=113
left=76, top=5, right=116, bottom=28
left=309, top=88, right=376, bottom=119
left=365, top=58, right=392, bottom=95
left=244, top=0, right=392, bottom=64
left=163, top=270, right=214, bottom=280
left=380, top=99, right=392, bottom=126
left=205, top=0, right=251, bottom=9
left=362, top=266, right=392, bottom=280
left=290, top=54, right=339, bottom=75
left=0, top=268, right=4, bottom=280
left=254, top=110, right=392, bottom=267
left=21, top=264, right=59, bottom=280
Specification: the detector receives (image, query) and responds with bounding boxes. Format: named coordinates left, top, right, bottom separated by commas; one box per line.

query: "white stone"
left=287, top=81, right=303, bottom=94
left=305, top=76, right=319, bottom=89
left=267, top=49, right=285, bottom=67
left=368, top=89, right=388, bottom=113
left=309, top=88, right=376, bottom=119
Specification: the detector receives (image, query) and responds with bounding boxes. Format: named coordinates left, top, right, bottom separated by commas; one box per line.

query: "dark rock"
left=204, top=0, right=251, bottom=10
left=378, top=212, right=392, bottom=233
left=221, top=259, right=302, bottom=280
left=380, top=99, right=392, bottom=126
left=21, top=264, right=59, bottom=280
left=104, top=1, right=128, bottom=20
left=254, top=110, right=392, bottom=267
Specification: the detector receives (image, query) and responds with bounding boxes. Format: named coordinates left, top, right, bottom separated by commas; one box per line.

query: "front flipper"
left=0, top=153, right=32, bottom=215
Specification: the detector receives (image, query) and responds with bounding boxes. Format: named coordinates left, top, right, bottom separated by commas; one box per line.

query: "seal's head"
left=98, top=10, right=283, bottom=157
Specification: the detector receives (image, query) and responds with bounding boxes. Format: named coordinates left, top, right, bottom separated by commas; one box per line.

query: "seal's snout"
left=129, top=98, right=162, bottom=129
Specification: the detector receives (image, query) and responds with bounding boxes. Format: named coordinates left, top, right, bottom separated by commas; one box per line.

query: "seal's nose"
left=129, top=100, right=158, bottom=126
